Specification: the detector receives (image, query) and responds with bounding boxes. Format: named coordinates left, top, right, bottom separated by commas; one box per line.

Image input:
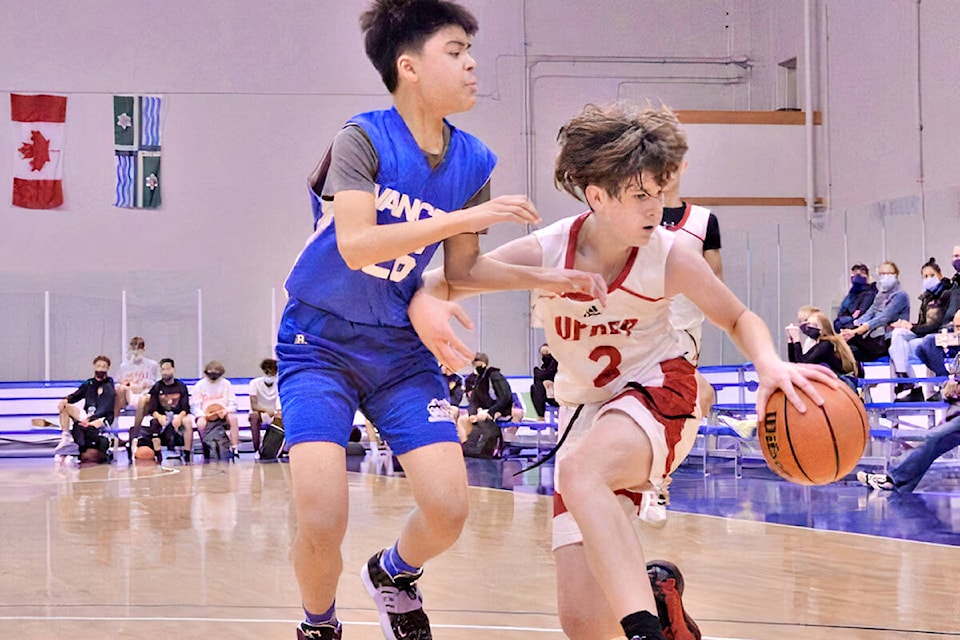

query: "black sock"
left=621, top=610, right=664, bottom=640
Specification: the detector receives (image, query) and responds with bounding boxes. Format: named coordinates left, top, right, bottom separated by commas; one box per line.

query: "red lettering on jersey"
left=620, top=319, right=638, bottom=336
left=589, top=324, right=608, bottom=337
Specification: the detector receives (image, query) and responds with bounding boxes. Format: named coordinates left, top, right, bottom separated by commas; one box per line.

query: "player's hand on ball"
left=754, top=359, right=840, bottom=417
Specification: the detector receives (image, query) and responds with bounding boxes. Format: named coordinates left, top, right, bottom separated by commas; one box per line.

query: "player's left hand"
left=537, top=268, right=608, bottom=306
left=753, top=359, right=840, bottom=416
left=409, top=288, right=474, bottom=372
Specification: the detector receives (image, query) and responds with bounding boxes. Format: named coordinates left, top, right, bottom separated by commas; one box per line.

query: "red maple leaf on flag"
left=18, top=130, right=52, bottom=172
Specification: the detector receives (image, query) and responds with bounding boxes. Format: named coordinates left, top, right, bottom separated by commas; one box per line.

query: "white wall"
left=2, top=0, right=959, bottom=380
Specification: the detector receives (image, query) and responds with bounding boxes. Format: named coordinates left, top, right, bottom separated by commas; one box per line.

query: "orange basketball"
left=759, top=380, right=869, bottom=485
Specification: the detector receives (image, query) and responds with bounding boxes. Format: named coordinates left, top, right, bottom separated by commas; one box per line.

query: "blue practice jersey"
left=285, top=107, right=496, bottom=327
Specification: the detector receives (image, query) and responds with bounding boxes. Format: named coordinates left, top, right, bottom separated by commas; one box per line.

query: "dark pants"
left=915, top=335, right=955, bottom=376
left=848, top=334, right=889, bottom=363
left=530, top=378, right=559, bottom=418
left=71, top=424, right=109, bottom=462
left=889, top=414, right=960, bottom=492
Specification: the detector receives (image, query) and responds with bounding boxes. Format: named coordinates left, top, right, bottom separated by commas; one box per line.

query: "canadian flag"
left=11, top=94, right=67, bottom=209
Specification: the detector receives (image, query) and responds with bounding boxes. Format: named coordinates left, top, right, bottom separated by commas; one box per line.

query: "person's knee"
left=558, top=604, right=603, bottom=640
left=419, top=489, right=469, bottom=538
left=296, top=501, right=348, bottom=548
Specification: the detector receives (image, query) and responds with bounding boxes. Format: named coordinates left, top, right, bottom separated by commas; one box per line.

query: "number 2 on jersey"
left=589, top=345, right=622, bottom=388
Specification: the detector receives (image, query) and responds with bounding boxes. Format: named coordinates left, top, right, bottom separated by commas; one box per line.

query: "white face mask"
left=263, top=376, right=277, bottom=386
left=878, top=274, right=897, bottom=291
left=923, top=276, right=940, bottom=292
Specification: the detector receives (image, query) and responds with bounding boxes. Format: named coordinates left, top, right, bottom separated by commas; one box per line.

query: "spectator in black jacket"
left=54, top=355, right=116, bottom=462
left=787, top=311, right=858, bottom=381
left=530, top=343, right=559, bottom=421
left=135, top=358, right=195, bottom=463
left=458, top=352, right=512, bottom=457
left=834, top=263, right=877, bottom=331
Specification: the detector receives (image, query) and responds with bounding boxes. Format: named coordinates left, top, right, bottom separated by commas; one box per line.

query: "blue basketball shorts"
left=275, top=299, right=459, bottom=455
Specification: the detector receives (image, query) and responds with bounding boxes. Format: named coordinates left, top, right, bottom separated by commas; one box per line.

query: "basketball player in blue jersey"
left=416, top=102, right=839, bottom=640
left=277, top=2, right=603, bottom=639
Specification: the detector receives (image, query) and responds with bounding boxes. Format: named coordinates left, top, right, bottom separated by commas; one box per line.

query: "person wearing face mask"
left=248, top=358, right=281, bottom=456
left=530, top=343, right=559, bottom=421
left=190, top=360, right=240, bottom=458
left=458, top=352, right=512, bottom=457
left=786, top=311, right=858, bottom=380
left=53, top=355, right=116, bottom=462
left=113, top=336, right=159, bottom=432
left=137, top=358, right=195, bottom=463
left=912, top=248, right=960, bottom=397
left=834, top=263, right=877, bottom=331
left=840, top=261, right=911, bottom=363
left=887, top=258, right=955, bottom=401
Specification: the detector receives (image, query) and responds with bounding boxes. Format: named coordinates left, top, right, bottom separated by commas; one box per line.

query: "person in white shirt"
left=113, top=336, right=159, bottom=430
left=248, top=358, right=281, bottom=453
left=190, top=360, right=239, bottom=456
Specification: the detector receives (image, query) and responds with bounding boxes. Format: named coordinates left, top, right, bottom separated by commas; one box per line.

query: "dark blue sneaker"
left=361, top=550, right=431, bottom=640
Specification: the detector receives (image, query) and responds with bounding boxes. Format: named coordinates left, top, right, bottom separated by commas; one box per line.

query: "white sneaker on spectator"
left=53, top=431, right=79, bottom=457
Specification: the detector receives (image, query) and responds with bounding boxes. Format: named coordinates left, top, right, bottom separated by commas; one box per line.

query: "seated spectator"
left=840, top=261, right=910, bottom=363
left=190, top=360, right=240, bottom=458
left=248, top=358, right=281, bottom=455
left=858, top=378, right=960, bottom=492
left=458, top=352, right=512, bottom=457
left=909, top=246, right=960, bottom=396
left=113, top=336, right=159, bottom=430
left=889, top=258, right=954, bottom=401
left=834, top=263, right=877, bottom=331
left=54, top=355, right=116, bottom=463
left=136, top=358, right=195, bottom=463
left=530, top=343, right=559, bottom=421
left=913, top=310, right=960, bottom=400
left=440, top=363, right=464, bottom=422
left=785, top=305, right=822, bottom=356
left=786, top=310, right=858, bottom=382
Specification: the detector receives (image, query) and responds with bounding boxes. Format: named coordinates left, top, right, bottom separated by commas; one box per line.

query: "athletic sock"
left=303, top=601, right=337, bottom=627
left=381, top=541, right=419, bottom=578
left=621, top=610, right=665, bottom=640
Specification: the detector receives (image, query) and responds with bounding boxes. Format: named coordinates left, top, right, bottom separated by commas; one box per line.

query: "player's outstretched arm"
left=440, top=234, right=607, bottom=304
left=334, top=191, right=541, bottom=270
left=665, top=244, right=838, bottom=415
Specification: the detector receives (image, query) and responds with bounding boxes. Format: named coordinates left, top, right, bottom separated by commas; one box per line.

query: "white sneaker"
left=53, top=431, right=79, bottom=456
left=857, top=470, right=895, bottom=491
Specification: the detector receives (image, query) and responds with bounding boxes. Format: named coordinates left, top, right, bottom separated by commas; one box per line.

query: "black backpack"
left=461, top=418, right=502, bottom=458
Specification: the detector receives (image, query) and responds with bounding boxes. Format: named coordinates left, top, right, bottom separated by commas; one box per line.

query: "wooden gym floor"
left=0, top=457, right=957, bottom=639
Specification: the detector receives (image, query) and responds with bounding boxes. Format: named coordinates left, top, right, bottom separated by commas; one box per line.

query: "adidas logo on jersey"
left=583, top=305, right=601, bottom=318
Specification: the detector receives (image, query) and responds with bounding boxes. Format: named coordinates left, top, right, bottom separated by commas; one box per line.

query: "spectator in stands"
left=54, top=355, right=116, bottom=463
left=785, top=305, right=822, bottom=356
left=248, top=358, right=281, bottom=454
left=858, top=378, right=960, bottom=493
left=786, top=310, right=858, bottom=381
left=440, top=363, right=464, bottom=422
left=909, top=246, right=960, bottom=397
left=113, top=336, right=159, bottom=431
left=136, top=358, right=195, bottom=463
left=888, top=258, right=954, bottom=401
left=191, top=360, right=240, bottom=457
left=840, top=261, right=910, bottom=363
left=458, top=352, right=512, bottom=456
left=912, top=310, right=960, bottom=400
left=530, top=343, right=559, bottom=421
left=834, top=263, right=877, bottom=331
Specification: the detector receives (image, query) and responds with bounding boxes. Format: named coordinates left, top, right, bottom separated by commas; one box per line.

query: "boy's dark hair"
left=260, top=358, right=278, bottom=374
left=92, top=355, right=111, bottom=367
left=472, top=352, right=489, bottom=365
left=360, top=0, right=479, bottom=92
left=159, top=358, right=175, bottom=368
left=851, top=263, right=869, bottom=275
left=555, top=103, right=688, bottom=202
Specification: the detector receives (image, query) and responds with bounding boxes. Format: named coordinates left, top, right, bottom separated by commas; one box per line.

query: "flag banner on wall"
left=11, top=94, right=67, bottom=209
left=113, top=95, right=162, bottom=208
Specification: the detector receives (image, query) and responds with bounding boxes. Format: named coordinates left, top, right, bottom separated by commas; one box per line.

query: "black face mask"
left=800, top=324, right=821, bottom=340
left=475, top=365, right=486, bottom=375
left=205, top=371, right=223, bottom=381
left=161, top=374, right=174, bottom=383
left=94, top=371, right=107, bottom=381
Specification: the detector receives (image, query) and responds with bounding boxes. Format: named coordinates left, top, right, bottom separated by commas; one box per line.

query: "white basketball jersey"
left=532, top=214, right=683, bottom=405
left=663, top=203, right=711, bottom=332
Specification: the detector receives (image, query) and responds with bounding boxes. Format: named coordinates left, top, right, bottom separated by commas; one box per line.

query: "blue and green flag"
left=113, top=95, right=162, bottom=208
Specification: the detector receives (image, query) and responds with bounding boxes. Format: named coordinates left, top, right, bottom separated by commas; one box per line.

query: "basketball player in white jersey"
left=413, top=103, right=837, bottom=640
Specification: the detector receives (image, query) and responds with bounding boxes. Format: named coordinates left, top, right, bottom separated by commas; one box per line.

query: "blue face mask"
left=851, top=274, right=868, bottom=287
left=878, top=274, right=897, bottom=291
left=923, top=276, right=940, bottom=292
